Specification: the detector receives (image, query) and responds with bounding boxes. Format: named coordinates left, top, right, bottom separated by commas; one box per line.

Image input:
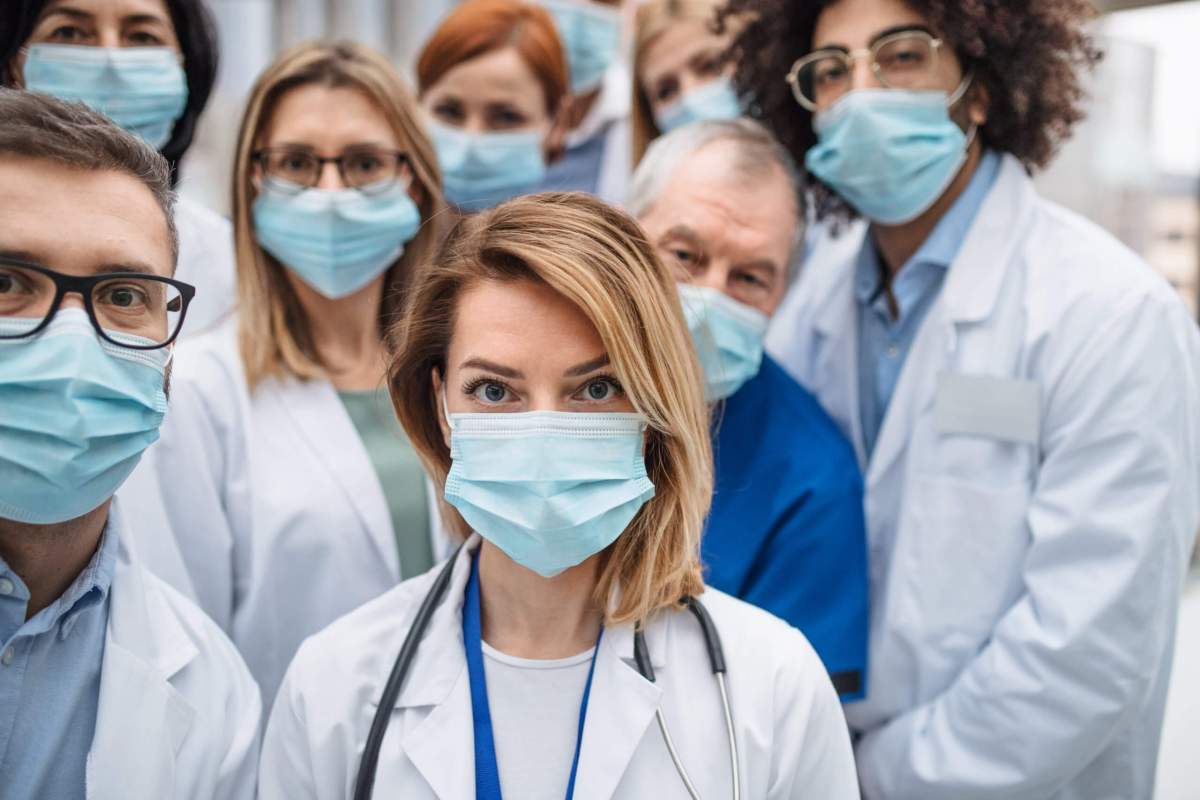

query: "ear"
left=432, top=367, right=451, bottom=448
left=544, top=102, right=573, bottom=165
left=967, top=81, right=991, bottom=128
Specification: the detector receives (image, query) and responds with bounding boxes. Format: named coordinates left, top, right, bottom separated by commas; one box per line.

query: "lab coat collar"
left=566, top=60, right=632, bottom=148
left=87, top=499, right=200, bottom=799
left=810, top=255, right=869, bottom=469
left=275, top=375, right=400, bottom=580
left=938, top=154, right=1035, bottom=324
left=864, top=155, right=1034, bottom=488
left=382, top=535, right=665, bottom=799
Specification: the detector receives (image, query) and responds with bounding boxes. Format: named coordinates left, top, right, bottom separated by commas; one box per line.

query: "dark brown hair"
left=723, top=0, right=1103, bottom=220
left=0, top=88, right=178, bottom=262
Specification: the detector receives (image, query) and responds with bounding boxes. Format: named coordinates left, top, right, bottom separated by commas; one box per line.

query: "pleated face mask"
left=23, top=44, right=188, bottom=149
left=678, top=284, right=769, bottom=402
left=252, top=183, right=421, bottom=299
left=0, top=309, right=170, bottom=524
left=442, top=397, right=656, bottom=578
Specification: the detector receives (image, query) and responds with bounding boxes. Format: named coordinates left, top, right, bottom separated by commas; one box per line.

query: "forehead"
left=424, top=48, right=547, bottom=109
left=41, top=0, right=173, bottom=21
left=813, top=0, right=930, bottom=48
left=646, top=143, right=796, bottom=249
left=263, top=84, right=400, bottom=149
left=641, top=21, right=723, bottom=78
left=449, top=278, right=605, bottom=362
left=0, top=156, right=173, bottom=277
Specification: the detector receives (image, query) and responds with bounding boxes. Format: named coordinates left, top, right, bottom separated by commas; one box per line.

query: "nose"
left=690, top=269, right=726, bottom=295
left=59, top=291, right=86, bottom=311
left=316, top=161, right=344, bottom=191
left=851, top=55, right=880, bottom=91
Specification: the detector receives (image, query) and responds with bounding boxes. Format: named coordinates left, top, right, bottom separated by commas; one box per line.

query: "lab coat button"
left=886, top=344, right=900, bottom=359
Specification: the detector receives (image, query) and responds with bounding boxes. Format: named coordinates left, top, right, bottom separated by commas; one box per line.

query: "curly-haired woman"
left=725, top=0, right=1200, bottom=798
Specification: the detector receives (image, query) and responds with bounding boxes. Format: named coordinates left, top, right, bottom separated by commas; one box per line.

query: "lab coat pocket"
left=903, top=474, right=1030, bottom=657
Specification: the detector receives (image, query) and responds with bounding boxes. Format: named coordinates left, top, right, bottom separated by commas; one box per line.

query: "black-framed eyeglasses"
left=252, top=146, right=413, bottom=195
left=0, top=258, right=195, bottom=350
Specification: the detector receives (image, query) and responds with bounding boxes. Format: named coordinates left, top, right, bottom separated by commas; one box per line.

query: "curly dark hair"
left=723, top=0, right=1103, bottom=220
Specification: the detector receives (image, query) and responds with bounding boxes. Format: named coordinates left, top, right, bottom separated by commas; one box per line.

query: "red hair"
left=417, top=0, right=569, bottom=116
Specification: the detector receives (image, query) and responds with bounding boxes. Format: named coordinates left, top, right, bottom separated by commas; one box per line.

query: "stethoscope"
left=353, top=544, right=741, bottom=800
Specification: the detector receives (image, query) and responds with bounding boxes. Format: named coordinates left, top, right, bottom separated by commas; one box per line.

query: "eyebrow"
left=460, top=358, right=524, bottom=379
left=659, top=225, right=703, bottom=246
left=869, top=24, right=936, bottom=47
left=0, top=251, right=164, bottom=276
left=564, top=355, right=610, bottom=378
left=42, top=6, right=169, bottom=26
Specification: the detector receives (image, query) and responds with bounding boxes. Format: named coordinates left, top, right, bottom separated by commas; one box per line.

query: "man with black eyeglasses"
left=0, top=89, right=259, bottom=799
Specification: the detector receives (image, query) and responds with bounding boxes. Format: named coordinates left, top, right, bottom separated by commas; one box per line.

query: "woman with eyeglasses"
left=0, top=0, right=236, bottom=336
left=629, top=0, right=746, bottom=168
left=727, top=0, right=1200, bottom=797
left=417, top=0, right=570, bottom=213
left=124, top=40, right=448, bottom=708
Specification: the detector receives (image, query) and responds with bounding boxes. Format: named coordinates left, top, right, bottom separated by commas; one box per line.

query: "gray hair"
left=0, top=88, right=179, bottom=267
left=627, top=118, right=806, bottom=278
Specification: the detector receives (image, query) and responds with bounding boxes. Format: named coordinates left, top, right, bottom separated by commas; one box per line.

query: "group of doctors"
left=0, top=0, right=1198, bottom=798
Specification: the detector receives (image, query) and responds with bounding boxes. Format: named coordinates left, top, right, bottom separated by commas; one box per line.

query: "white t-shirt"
left=481, top=642, right=597, bottom=799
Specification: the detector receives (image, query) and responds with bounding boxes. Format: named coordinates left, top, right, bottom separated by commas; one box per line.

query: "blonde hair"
left=631, top=0, right=740, bottom=167
left=232, top=41, right=446, bottom=388
left=388, top=192, right=712, bottom=625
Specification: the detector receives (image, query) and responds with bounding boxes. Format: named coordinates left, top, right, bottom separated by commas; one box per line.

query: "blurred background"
left=178, top=4, right=1199, bottom=796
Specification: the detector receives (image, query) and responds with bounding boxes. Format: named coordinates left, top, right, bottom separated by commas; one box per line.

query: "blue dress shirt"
left=856, top=150, right=1002, bottom=456
left=704, top=355, right=870, bottom=699
left=538, top=129, right=605, bottom=195
left=0, top=521, right=117, bottom=800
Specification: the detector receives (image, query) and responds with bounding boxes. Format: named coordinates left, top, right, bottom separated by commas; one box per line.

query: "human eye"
left=46, top=24, right=92, bottom=44
left=654, top=77, right=680, bottom=104
left=489, top=106, right=528, bottom=129
left=126, top=29, right=166, bottom=46
left=693, top=52, right=724, bottom=79
left=433, top=100, right=464, bottom=124
left=95, top=280, right=153, bottom=312
left=346, top=151, right=389, bottom=181
left=464, top=378, right=515, bottom=406
left=573, top=376, right=625, bottom=404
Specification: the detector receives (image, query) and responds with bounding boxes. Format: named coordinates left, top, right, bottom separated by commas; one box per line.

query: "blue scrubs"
left=704, top=355, right=869, bottom=699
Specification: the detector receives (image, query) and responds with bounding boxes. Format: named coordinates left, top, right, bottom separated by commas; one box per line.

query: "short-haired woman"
left=0, top=0, right=235, bottom=333
left=416, top=0, right=569, bottom=212
left=257, top=192, right=860, bottom=799
left=129, top=41, right=448, bottom=709
left=729, top=0, right=1200, bottom=797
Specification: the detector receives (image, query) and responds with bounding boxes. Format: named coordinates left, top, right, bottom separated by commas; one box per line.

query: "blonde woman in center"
left=258, top=193, right=859, bottom=799
left=122, top=41, right=448, bottom=708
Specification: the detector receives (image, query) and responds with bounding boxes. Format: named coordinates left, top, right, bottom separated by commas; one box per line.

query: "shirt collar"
left=854, top=148, right=1003, bottom=304
left=0, top=515, right=118, bottom=638
left=565, top=60, right=631, bottom=148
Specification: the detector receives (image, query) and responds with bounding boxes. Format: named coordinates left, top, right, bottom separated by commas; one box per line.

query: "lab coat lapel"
left=571, top=621, right=665, bottom=800
left=810, top=239, right=870, bottom=470
left=87, top=515, right=198, bottom=799
left=275, top=376, right=400, bottom=579
left=865, top=155, right=1034, bottom=490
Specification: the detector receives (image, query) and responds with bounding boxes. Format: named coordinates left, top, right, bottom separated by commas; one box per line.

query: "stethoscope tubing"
left=353, top=544, right=740, bottom=800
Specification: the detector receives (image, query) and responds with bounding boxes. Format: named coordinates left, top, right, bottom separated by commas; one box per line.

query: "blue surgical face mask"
left=23, top=44, right=189, bottom=150
left=805, top=77, right=976, bottom=225
left=442, top=398, right=656, bottom=578
left=252, top=182, right=421, bottom=299
left=678, top=284, right=769, bottom=402
left=429, top=121, right=547, bottom=212
left=654, top=76, right=743, bottom=133
left=0, top=309, right=170, bottom=525
left=538, top=0, right=621, bottom=93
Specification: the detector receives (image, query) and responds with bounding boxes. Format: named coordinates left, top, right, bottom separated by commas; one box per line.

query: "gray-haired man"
left=630, top=119, right=869, bottom=698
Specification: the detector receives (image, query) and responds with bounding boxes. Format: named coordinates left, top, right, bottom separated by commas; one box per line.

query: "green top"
left=338, top=388, right=433, bottom=580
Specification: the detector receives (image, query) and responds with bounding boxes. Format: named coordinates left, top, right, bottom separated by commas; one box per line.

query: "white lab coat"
left=89, top=500, right=261, bottom=799
left=174, top=195, right=237, bottom=337
left=257, top=535, right=859, bottom=799
left=121, top=321, right=447, bottom=708
left=767, top=154, right=1200, bottom=799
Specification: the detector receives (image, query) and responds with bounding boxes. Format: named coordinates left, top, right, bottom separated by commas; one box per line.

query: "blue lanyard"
left=463, top=550, right=603, bottom=800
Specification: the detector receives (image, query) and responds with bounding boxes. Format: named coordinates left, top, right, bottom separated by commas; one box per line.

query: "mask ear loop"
left=440, top=383, right=457, bottom=432
left=947, top=70, right=979, bottom=152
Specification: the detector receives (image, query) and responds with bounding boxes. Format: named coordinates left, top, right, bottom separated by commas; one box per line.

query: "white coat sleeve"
left=210, top=634, right=264, bottom=800
left=771, top=630, right=861, bottom=799
left=856, top=295, right=1200, bottom=798
left=152, top=357, right=250, bottom=633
